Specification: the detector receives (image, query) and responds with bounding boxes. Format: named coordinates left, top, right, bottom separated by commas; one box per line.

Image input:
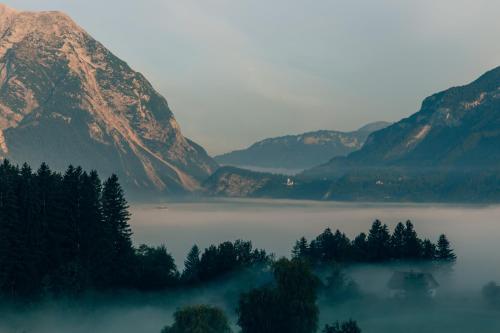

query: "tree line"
left=1, top=160, right=459, bottom=332
left=0, top=160, right=272, bottom=299
left=292, top=220, right=456, bottom=264
left=0, top=160, right=455, bottom=303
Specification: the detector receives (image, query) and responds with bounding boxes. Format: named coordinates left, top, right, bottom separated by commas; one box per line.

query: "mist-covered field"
left=3, top=199, right=500, bottom=333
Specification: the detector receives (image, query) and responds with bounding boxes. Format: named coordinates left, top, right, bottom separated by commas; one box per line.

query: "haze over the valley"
left=10, top=0, right=500, bottom=155
left=2, top=2, right=500, bottom=333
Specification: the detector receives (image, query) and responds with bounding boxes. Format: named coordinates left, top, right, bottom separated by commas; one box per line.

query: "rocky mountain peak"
left=0, top=5, right=217, bottom=194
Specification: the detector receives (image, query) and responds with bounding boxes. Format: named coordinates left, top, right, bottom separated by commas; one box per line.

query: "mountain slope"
left=304, top=67, right=500, bottom=179
left=215, top=121, right=390, bottom=170
left=205, top=67, right=500, bottom=202
left=0, top=4, right=217, bottom=194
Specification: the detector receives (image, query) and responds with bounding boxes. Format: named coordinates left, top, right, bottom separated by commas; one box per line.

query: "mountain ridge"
left=304, top=66, right=500, bottom=179
left=215, top=121, right=390, bottom=170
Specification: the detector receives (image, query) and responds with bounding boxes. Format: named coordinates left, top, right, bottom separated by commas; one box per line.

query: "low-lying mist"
left=3, top=199, right=500, bottom=333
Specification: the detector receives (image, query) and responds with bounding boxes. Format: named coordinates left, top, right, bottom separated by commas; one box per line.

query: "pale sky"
left=9, top=0, right=500, bottom=155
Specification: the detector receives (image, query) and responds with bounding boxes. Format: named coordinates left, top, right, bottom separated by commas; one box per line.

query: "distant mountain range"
left=206, top=67, right=500, bottom=202
left=0, top=5, right=217, bottom=195
left=215, top=121, right=390, bottom=171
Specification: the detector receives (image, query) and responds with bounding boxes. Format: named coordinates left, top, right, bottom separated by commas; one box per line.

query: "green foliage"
left=195, top=240, right=270, bottom=283
left=292, top=220, right=455, bottom=265
left=0, top=160, right=456, bottom=308
left=237, top=258, right=320, bottom=333
left=482, top=282, right=500, bottom=307
left=135, top=245, right=178, bottom=291
left=182, top=245, right=201, bottom=284
left=436, top=234, right=457, bottom=263
left=292, top=237, right=309, bottom=260
left=102, top=174, right=134, bottom=287
left=322, top=264, right=359, bottom=302
left=367, top=220, right=391, bottom=261
left=0, top=160, right=175, bottom=298
left=323, top=320, right=362, bottom=333
left=161, top=305, right=232, bottom=333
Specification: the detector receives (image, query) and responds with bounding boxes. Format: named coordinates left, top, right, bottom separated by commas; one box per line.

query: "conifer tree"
left=292, top=237, right=310, bottom=260
left=16, top=163, right=43, bottom=297
left=352, top=233, right=368, bottom=262
left=436, top=234, right=456, bottom=263
left=421, top=239, right=437, bottom=260
left=366, top=220, right=391, bottom=261
left=182, top=245, right=201, bottom=284
left=0, top=160, right=23, bottom=297
left=36, top=163, right=65, bottom=288
left=80, top=170, right=110, bottom=288
left=390, top=222, right=405, bottom=259
left=402, top=221, right=422, bottom=260
left=102, top=174, right=134, bottom=287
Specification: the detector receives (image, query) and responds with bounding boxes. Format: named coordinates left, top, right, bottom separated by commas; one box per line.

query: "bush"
left=237, top=258, right=320, bottom=333
left=323, top=320, right=361, bottom=333
left=482, top=281, right=500, bottom=307
left=161, top=305, right=232, bottom=333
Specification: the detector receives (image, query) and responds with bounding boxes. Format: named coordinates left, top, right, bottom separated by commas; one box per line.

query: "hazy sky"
left=10, top=0, right=500, bottom=154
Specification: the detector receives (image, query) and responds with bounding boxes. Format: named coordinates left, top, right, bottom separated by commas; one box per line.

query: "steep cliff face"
left=0, top=4, right=217, bottom=194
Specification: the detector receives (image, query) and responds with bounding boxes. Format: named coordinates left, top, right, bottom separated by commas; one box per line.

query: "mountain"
left=304, top=66, right=500, bottom=179
left=214, top=121, right=390, bottom=171
left=0, top=4, right=217, bottom=195
left=206, top=67, right=500, bottom=202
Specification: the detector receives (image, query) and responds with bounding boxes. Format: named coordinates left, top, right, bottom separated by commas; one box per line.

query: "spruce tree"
left=436, top=234, right=456, bottom=263
left=36, top=163, right=65, bottom=289
left=0, top=160, right=23, bottom=298
left=352, top=233, right=368, bottom=262
left=80, top=170, right=109, bottom=288
left=390, top=222, right=405, bottom=259
left=402, top=221, right=422, bottom=260
left=182, top=245, right=201, bottom=284
left=102, top=174, right=133, bottom=287
left=16, top=163, right=43, bottom=297
left=292, top=237, right=309, bottom=260
left=421, top=239, right=436, bottom=260
left=367, top=220, right=391, bottom=262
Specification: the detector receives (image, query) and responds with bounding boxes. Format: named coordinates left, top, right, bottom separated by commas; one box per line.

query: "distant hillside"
left=214, top=122, right=390, bottom=171
left=203, top=166, right=329, bottom=200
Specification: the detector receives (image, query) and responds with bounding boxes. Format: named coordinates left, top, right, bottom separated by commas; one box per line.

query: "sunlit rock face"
left=0, top=4, right=217, bottom=194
